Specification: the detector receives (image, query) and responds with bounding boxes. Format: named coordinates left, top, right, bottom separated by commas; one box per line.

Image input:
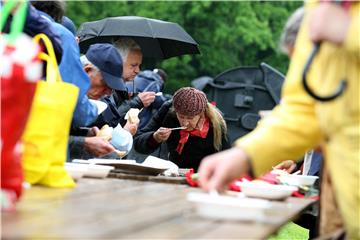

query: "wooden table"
left=2, top=177, right=315, bottom=239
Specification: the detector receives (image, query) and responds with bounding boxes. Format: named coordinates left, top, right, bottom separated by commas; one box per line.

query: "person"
left=276, top=7, right=324, bottom=239
left=3, top=3, right=63, bottom=64
left=61, top=16, right=76, bottom=36
left=93, top=37, right=156, bottom=128
left=69, top=43, right=131, bottom=159
left=32, top=1, right=98, bottom=128
left=198, top=2, right=359, bottom=239
left=126, top=69, right=170, bottom=161
left=126, top=68, right=169, bottom=129
left=114, top=37, right=142, bottom=82
left=134, top=87, right=231, bottom=171
left=279, top=7, right=304, bottom=57
left=277, top=6, right=323, bottom=179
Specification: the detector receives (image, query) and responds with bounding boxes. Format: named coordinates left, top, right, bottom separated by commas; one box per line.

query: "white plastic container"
left=187, top=192, right=287, bottom=223
left=279, top=175, right=319, bottom=187
left=84, top=164, right=114, bottom=178
left=65, top=163, right=88, bottom=180
left=71, top=159, right=118, bottom=178
left=238, top=182, right=298, bottom=200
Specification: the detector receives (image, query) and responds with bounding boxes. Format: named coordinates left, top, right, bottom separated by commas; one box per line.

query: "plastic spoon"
left=169, top=126, right=187, bottom=131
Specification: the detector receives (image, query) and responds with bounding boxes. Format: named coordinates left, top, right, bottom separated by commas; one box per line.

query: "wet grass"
left=269, top=222, right=309, bottom=240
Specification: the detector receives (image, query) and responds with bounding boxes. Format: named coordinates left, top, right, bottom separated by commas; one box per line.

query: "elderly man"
left=93, top=37, right=156, bottom=130
left=126, top=68, right=169, bottom=129
left=69, top=43, right=131, bottom=159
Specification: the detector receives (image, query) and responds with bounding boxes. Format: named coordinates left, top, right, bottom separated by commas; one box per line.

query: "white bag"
left=110, top=124, right=133, bottom=153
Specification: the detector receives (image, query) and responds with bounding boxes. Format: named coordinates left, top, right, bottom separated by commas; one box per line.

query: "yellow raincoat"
left=235, top=2, right=359, bottom=238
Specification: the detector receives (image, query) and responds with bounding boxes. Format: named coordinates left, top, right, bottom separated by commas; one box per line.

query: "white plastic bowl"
left=187, top=192, right=286, bottom=223
left=279, top=175, right=319, bottom=187
left=65, top=163, right=88, bottom=180
left=84, top=164, right=114, bottom=178
left=238, top=182, right=298, bottom=200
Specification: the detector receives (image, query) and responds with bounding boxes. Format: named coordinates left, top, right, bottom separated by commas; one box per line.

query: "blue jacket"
left=4, top=4, right=63, bottom=63
left=126, top=70, right=167, bottom=129
left=38, top=11, right=97, bottom=127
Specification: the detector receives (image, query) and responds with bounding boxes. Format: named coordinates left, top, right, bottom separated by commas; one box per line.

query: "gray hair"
left=113, top=37, right=141, bottom=62
left=80, top=55, right=100, bottom=72
left=279, top=7, right=304, bottom=55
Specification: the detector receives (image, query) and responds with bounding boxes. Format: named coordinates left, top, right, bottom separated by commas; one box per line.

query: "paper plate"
left=142, top=156, right=179, bottom=176
left=89, top=99, right=108, bottom=115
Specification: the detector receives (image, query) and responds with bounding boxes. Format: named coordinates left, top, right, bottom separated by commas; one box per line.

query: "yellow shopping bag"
left=22, top=34, right=79, bottom=187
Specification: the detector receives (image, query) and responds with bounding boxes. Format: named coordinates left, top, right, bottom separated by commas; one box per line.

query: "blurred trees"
left=66, top=1, right=302, bottom=94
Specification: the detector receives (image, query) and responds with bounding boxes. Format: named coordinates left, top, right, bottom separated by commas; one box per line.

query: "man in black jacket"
left=92, top=37, right=156, bottom=130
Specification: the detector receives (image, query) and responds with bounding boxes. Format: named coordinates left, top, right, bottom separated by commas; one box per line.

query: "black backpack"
left=203, top=62, right=285, bottom=143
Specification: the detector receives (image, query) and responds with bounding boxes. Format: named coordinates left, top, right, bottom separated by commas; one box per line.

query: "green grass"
left=268, top=222, right=309, bottom=240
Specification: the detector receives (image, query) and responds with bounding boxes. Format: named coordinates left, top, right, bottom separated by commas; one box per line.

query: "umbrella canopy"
left=77, top=16, right=200, bottom=59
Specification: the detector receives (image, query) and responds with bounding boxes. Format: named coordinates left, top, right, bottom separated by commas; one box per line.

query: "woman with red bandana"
left=133, top=87, right=230, bottom=171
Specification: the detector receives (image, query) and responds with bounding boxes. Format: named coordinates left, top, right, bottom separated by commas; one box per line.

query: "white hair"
left=279, top=7, right=304, bottom=55
left=80, top=55, right=99, bottom=72
left=113, top=37, right=141, bottom=62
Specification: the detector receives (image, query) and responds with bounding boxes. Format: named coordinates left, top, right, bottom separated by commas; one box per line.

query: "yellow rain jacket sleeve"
left=235, top=2, right=359, bottom=238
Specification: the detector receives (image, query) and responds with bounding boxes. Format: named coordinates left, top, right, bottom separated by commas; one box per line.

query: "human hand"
left=123, top=121, right=138, bottom=136
left=86, top=126, right=100, bottom=137
left=198, top=147, right=251, bottom=192
left=138, top=92, right=156, bottom=107
left=153, top=127, right=171, bottom=143
left=274, top=160, right=297, bottom=173
left=308, top=3, right=351, bottom=45
left=84, top=136, right=115, bottom=157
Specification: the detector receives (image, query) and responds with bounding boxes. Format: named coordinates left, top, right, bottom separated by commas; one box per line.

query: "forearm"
left=235, top=100, right=323, bottom=177
left=69, top=136, right=86, bottom=160
left=134, top=131, right=159, bottom=154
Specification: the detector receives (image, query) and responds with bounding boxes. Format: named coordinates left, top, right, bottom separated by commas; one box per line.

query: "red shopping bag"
left=1, top=1, right=41, bottom=201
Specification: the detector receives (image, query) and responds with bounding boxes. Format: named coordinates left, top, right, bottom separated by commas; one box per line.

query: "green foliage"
left=66, top=1, right=302, bottom=94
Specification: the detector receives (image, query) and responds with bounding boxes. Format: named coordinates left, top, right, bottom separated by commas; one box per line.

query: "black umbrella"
left=77, top=16, right=200, bottom=59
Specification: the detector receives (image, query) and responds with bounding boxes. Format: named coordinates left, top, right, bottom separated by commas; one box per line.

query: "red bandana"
left=176, top=118, right=210, bottom=154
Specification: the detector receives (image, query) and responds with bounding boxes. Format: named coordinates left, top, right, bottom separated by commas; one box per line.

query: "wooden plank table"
left=2, top=177, right=315, bottom=239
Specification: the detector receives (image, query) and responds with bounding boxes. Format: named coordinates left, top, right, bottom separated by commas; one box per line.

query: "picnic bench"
left=2, top=176, right=316, bottom=239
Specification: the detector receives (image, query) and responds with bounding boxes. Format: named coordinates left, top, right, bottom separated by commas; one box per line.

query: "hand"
left=274, top=160, right=297, bottom=173
left=198, top=147, right=251, bottom=192
left=138, top=92, right=156, bottom=107
left=153, top=127, right=171, bottom=143
left=86, top=126, right=100, bottom=137
left=308, top=3, right=351, bottom=45
left=84, top=137, right=115, bottom=157
left=123, top=121, right=138, bottom=136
